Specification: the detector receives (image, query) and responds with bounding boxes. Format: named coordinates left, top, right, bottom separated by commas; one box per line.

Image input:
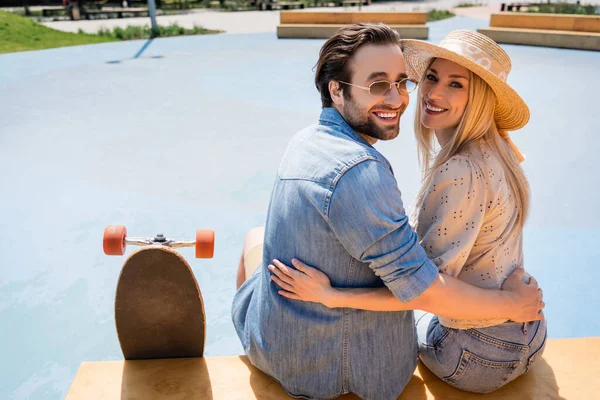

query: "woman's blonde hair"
left=412, top=59, right=530, bottom=229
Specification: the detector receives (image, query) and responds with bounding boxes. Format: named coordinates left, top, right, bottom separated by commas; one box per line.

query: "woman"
left=266, top=30, right=547, bottom=394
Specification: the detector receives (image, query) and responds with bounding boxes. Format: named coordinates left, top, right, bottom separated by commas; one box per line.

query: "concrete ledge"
left=66, top=337, right=600, bottom=399
left=478, top=27, right=600, bottom=51
left=280, top=11, right=428, bottom=25
left=277, top=24, right=429, bottom=39
left=490, top=12, right=600, bottom=33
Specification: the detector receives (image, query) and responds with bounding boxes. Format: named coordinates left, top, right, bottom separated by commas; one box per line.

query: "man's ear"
left=329, top=81, right=344, bottom=106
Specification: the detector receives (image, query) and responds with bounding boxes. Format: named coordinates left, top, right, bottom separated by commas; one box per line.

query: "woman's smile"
left=424, top=101, right=448, bottom=115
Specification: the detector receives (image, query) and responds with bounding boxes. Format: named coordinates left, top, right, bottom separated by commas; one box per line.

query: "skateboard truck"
left=154, top=233, right=167, bottom=243
left=103, top=225, right=215, bottom=258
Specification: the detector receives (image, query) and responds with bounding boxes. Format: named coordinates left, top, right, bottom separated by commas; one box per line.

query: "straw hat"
left=401, top=30, right=530, bottom=132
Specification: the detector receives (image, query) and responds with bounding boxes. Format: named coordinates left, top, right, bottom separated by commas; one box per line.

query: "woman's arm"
left=327, top=270, right=543, bottom=322
left=268, top=157, right=545, bottom=322
left=270, top=259, right=544, bottom=322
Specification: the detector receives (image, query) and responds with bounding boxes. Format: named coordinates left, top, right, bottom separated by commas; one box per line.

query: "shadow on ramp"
left=106, top=39, right=164, bottom=64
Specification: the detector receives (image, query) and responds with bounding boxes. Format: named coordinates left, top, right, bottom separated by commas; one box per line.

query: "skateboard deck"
left=115, top=246, right=206, bottom=360
left=104, top=226, right=214, bottom=360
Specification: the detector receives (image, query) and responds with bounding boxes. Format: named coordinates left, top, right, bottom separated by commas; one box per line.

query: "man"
left=232, top=24, right=543, bottom=400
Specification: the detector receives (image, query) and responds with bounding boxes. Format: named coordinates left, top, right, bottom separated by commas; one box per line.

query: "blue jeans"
left=416, top=312, right=548, bottom=394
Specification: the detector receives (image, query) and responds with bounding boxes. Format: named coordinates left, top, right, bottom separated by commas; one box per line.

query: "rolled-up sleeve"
left=327, top=159, right=438, bottom=302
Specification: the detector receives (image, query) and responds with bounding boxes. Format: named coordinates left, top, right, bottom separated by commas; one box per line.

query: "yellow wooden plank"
left=277, top=24, right=429, bottom=40
left=66, top=338, right=600, bottom=399
left=490, top=12, right=600, bottom=33
left=479, top=27, right=600, bottom=51
left=280, top=11, right=428, bottom=25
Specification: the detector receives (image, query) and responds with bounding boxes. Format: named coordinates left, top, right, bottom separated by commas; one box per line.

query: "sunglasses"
left=339, top=78, right=418, bottom=97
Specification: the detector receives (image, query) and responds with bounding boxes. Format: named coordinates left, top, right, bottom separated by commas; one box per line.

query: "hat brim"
left=401, top=39, right=530, bottom=131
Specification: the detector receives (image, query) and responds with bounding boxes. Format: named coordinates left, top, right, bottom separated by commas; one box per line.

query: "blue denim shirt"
left=232, top=108, right=439, bottom=400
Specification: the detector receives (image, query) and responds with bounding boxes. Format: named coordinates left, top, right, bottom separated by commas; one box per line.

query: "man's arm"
left=325, top=160, right=542, bottom=321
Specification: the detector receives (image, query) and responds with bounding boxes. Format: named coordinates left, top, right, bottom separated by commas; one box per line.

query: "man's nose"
left=384, top=85, right=408, bottom=108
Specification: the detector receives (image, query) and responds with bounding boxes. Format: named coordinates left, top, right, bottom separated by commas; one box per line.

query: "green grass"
left=0, top=10, right=223, bottom=54
left=455, top=1, right=485, bottom=7
left=96, top=23, right=221, bottom=40
left=526, top=2, right=599, bottom=15
left=427, top=9, right=456, bottom=21
left=0, top=10, right=116, bottom=54
left=159, top=0, right=208, bottom=9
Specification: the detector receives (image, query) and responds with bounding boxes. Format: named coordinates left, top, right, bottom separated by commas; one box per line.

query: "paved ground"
left=1, top=13, right=599, bottom=400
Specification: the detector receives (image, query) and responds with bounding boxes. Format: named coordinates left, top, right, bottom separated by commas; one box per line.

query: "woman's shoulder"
left=431, top=149, right=486, bottom=186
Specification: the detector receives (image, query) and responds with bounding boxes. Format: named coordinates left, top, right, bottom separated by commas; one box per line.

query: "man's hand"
left=501, top=268, right=545, bottom=322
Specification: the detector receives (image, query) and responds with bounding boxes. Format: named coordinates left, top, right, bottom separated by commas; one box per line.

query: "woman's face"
left=419, top=58, right=470, bottom=135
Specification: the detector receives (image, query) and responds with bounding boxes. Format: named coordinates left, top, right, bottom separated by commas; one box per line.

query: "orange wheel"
left=103, top=225, right=127, bottom=256
left=195, top=230, right=214, bottom=259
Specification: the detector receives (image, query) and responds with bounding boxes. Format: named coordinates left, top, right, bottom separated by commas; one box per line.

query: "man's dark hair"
left=314, top=23, right=403, bottom=108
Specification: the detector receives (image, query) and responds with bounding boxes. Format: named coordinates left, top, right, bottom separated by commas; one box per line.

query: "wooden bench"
left=277, top=11, right=429, bottom=39
left=41, top=7, right=69, bottom=17
left=65, top=337, right=600, bottom=399
left=254, top=0, right=305, bottom=10
left=278, top=1, right=306, bottom=10
left=500, top=2, right=536, bottom=12
left=478, top=12, right=600, bottom=51
left=82, top=7, right=149, bottom=20
left=339, top=0, right=371, bottom=6
left=160, top=0, right=204, bottom=9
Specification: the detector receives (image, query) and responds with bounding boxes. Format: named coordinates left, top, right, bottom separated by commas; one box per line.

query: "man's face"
left=336, top=43, right=409, bottom=143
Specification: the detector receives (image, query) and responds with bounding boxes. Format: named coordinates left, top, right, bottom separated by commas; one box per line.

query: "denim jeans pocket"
left=443, top=350, right=521, bottom=394
left=430, top=323, right=451, bottom=348
left=526, top=329, right=548, bottom=373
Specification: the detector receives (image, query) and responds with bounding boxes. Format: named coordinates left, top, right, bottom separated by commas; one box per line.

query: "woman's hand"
left=269, top=258, right=334, bottom=306
left=501, top=267, right=545, bottom=322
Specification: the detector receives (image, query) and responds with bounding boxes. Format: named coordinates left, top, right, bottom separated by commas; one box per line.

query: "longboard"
left=103, top=226, right=214, bottom=360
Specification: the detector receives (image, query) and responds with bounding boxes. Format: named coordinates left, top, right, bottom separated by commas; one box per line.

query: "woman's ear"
left=329, top=81, right=344, bottom=106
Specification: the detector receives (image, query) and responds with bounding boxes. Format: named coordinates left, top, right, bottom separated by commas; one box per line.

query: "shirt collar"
left=318, top=108, right=374, bottom=148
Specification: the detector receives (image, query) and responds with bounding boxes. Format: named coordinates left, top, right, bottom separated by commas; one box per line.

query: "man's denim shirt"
left=232, top=108, right=439, bottom=400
